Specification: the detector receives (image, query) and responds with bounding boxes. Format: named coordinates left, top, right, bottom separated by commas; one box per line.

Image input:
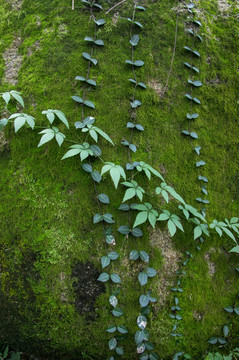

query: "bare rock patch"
left=204, top=248, right=216, bottom=276
left=3, top=36, right=23, bottom=85
left=150, top=229, right=181, bottom=306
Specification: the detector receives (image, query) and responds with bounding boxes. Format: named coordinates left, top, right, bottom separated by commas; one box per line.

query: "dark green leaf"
left=98, top=193, right=110, bottom=204
left=109, top=337, right=117, bottom=350
left=112, top=307, right=124, bottom=317
left=139, top=251, right=149, bottom=263
left=108, top=252, right=119, bottom=260
left=91, top=171, right=101, bottom=183
left=93, top=213, right=103, bottom=223
left=130, top=250, right=139, bottom=260
left=118, top=225, right=130, bottom=235
left=131, top=228, right=143, bottom=237
left=82, top=163, right=92, bottom=173
left=117, top=325, right=128, bottom=334
left=106, top=326, right=117, bottom=333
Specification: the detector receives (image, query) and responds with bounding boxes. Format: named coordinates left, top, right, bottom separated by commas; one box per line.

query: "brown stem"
left=105, top=0, right=127, bottom=14
left=161, top=0, right=179, bottom=97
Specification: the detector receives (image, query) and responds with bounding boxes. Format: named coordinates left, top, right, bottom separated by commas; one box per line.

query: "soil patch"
left=72, top=261, right=105, bottom=318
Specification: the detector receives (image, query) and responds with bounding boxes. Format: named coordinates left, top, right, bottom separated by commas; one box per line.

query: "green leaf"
left=194, top=225, right=202, bottom=240
left=134, top=60, right=144, bottom=67
left=91, top=171, right=101, bottom=183
left=93, top=213, right=103, bottom=223
left=130, top=34, right=140, bottom=46
left=139, top=294, right=149, bottom=307
left=123, top=188, right=136, bottom=202
left=130, top=250, right=139, bottom=260
left=136, top=5, right=145, bottom=10
left=94, top=18, right=106, bottom=26
left=223, top=325, right=229, bottom=337
left=14, top=117, right=26, bottom=132
left=147, top=268, right=157, bottom=278
left=10, top=91, right=24, bottom=107
left=133, top=211, right=148, bottom=228
left=106, top=326, right=117, bottom=333
left=75, top=76, right=86, bottom=81
left=84, top=36, right=93, bottom=42
left=131, top=228, right=143, bottom=237
left=93, top=126, right=114, bottom=145
left=139, top=251, right=149, bottom=263
left=97, top=272, right=109, bottom=282
left=38, top=131, right=55, bottom=147
left=72, top=95, right=84, bottom=104
left=84, top=100, right=95, bottom=109
left=111, top=274, right=121, bottom=283
left=0, top=118, right=8, bottom=131
left=149, top=354, right=158, bottom=360
left=54, top=110, right=69, bottom=128
left=103, top=213, right=115, bottom=224
left=109, top=295, right=118, bottom=307
left=109, top=337, right=117, bottom=350
left=138, top=272, right=148, bottom=286
left=230, top=245, right=239, bottom=253
left=118, top=225, right=130, bottom=235
left=86, top=79, right=97, bottom=86
left=168, top=219, right=176, bottom=236
left=55, top=132, right=65, bottom=147
left=224, top=306, right=233, bottom=313
left=2, top=92, right=11, bottom=104
left=117, top=325, right=128, bottom=334
left=112, top=307, right=123, bottom=317
left=137, top=315, right=147, bottom=329
left=115, top=347, right=124, bottom=355
left=135, top=330, right=145, bottom=344
left=108, top=252, right=119, bottom=260
left=134, top=21, right=143, bottom=28
left=98, top=193, right=109, bottom=204
left=94, top=39, right=104, bottom=46
left=101, top=256, right=110, bottom=268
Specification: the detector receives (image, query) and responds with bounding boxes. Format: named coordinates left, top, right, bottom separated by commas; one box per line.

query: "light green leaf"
left=38, top=131, right=55, bottom=147
left=14, top=117, right=26, bottom=132
left=133, top=211, right=147, bottom=228
left=10, top=91, right=24, bottom=107
left=123, top=188, right=136, bottom=202
left=168, top=219, right=176, bottom=237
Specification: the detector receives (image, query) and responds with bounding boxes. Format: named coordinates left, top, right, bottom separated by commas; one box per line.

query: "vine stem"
left=105, top=0, right=127, bottom=14
left=161, top=0, right=179, bottom=97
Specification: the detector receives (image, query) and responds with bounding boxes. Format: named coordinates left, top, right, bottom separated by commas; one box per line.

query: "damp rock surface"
left=72, top=261, right=105, bottom=318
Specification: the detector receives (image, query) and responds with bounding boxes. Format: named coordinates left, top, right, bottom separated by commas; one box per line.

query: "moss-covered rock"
left=0, top=0, right=238, bottom=359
